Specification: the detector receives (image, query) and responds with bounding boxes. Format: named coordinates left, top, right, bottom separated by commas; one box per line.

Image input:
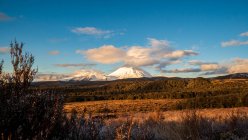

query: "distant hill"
left=213, top=73, right=248, bottom=79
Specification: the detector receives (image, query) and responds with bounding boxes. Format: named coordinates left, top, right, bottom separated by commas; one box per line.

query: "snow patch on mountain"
left=108, top=67, right=152, bottom=79
left=35, top=67, right=153, bottom=82
left=62, top=69, right=107, bottom=81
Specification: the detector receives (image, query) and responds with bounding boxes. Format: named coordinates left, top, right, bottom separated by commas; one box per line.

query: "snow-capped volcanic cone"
left=35, top=67, right=152, bottom=82
left=62, top=69, right=107, bottom=81
left=108, top=67, right=152, bottom=79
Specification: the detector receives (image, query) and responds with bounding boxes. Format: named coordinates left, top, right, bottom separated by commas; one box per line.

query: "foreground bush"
left=0, top=41, right=64, bottom=139
left=44, top=109, right=248, bottom=140
left=102, top=110, right=248, bottom=140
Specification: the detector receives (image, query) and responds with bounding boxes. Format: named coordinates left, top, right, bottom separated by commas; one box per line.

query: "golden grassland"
left=64, top=99, right=248, bottom=122
left=107, top=107, right=248, bottom=123
left=64, top=99, right=182, bottom=114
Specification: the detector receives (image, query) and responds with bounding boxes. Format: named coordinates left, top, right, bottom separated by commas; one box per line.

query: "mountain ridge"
left=213, top=73, right=248, bottom=79
left=35, top=67, right=153, bottom=81
left=35, top=69, right=248, bottom=82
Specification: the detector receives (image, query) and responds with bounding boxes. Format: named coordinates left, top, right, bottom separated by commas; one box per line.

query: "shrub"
left=0, top=41, right=63, bottom=139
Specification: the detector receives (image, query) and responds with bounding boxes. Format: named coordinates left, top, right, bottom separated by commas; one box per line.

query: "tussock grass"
left=102, top=109, right=248, bottom=140
left=64, top=99, right=182, bottom=114
left=62, top=105, right=248, bottom=139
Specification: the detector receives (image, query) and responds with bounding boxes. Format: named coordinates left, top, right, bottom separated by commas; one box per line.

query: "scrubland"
left=1, top=42, right=248, bottom=139
left=64, top=99, right=182, bottom=114
left=58, top=107, right=248, bottom=140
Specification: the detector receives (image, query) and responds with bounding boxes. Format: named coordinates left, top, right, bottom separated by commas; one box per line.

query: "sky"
left=0, top=0, right=248, bottom=78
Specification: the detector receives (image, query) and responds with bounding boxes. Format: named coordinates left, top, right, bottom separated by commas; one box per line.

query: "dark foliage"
left=0, top=41, right=63, bottom=139
left=33, top=76, right=248, bottom=110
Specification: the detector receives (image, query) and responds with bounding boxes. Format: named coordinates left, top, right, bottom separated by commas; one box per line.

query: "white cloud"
left=188, top=60, right=204, bottom=65
left=148, top=38, right=170, bottom=47
left=125, top=46, right=158, bottom=67
left=54, top=63, right=95, bottom=68
left=84, top=45, right=126, bottom=64
left=164, top=50, right=198, bottom=59
left=48, top=50, right=60, bottom=55
left=221, top=40, right=248, bottom=47
left=188, top=60, right=214, bottom=65
left=200, top=64, right=219, bottom=71
left=71, top=27, right=112, bottom=36
left=78, top=38, right=198, bottom=68
left=227, top=58, right=248, bottom=73
left=202, top=58, right=248, bottom=75
left=221, top=31, right=248, bottom=47
left=35, top=73, right=69, bottom=81
left=240, top=32, right=248, bottom=37
left=160, top=60, right=221, bottom=74
left=161, top=64, right=220, bottom=74
left=0, top=47, right=10, bottom=54
left=188, top=60, right=219, bottom=71
left=162, top=68, right=201, bottom=73
left=154, top=60, right=182, bottom=70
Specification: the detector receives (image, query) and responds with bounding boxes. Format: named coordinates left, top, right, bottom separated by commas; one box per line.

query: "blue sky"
left=1, top=0, right=248, bottom=77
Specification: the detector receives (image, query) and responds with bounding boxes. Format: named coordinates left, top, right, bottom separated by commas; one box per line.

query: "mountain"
left=108, top=67, right=152, bottom=79
left=63, top=69, right=107, bottom=81
left=213, top=73, right=248, bottom=79
left=35, top=67, right=153, bottom=82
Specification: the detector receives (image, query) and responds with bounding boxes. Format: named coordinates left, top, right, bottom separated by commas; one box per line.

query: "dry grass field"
left=64, top=99, right=248, bottom=122
left=64, top=99, right=182, bottom=114
left=107, top=107, right=248, bottom=122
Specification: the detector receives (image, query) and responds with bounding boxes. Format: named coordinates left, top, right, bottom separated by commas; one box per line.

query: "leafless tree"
left=0, top=60, right=3, bottom=90
left=10, top=41, right=37, bottom=96
left=0, top=60, right=3, bottom=74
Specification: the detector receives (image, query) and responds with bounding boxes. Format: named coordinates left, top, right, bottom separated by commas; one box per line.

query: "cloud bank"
left=221, top=40, right=248, bottom=47
left=240, top=32, right=248, bottom=37
left=80, top=45, right=126, bottom=64
left=221, top=31, right=248, bottom=47
left=54, top=63, right=95, bottom=68
left=162, top=68, right=201, bottom=73
left=227, top=58, right=248, bottom=74
left=162, top=60, right=219, bottom=73
left=163, top=58, right=248, bottom=75
left=78, top=38, right=198, bottom=69
left=35, top=73, right=69, bottom=82
left=71, top=27, right=113, bottom=38
left=74, top=36, right=248, bottom=76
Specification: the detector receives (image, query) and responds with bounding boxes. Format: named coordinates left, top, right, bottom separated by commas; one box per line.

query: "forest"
left=33, top=77, right=248, bottom=110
